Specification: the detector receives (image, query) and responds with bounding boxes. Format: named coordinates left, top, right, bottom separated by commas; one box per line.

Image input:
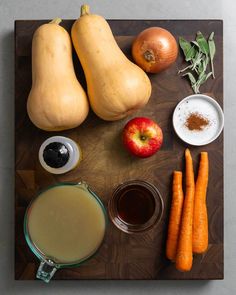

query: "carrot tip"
left=174, top=171, right=182, bottom=175
left=185, top=148, right=190, bottom=155
left=200, top=152, right=208, bottom=158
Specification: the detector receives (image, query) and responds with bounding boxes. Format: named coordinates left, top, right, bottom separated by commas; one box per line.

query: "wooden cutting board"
left=15, top=20, right=223, bottom=280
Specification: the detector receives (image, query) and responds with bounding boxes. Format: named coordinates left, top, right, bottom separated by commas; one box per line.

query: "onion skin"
left=132, top=27, right=178, bottom=73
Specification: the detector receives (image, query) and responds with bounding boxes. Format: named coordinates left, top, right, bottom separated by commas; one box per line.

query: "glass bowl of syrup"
left=108, top=180, right=164, bottom=234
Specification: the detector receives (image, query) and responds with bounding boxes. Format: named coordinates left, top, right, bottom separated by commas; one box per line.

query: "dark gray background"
left=0, top=0, right=235, bottom=293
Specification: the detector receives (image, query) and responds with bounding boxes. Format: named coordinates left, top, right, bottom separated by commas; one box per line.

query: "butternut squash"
left=71, top=5, right=152, bottom=121
left=27, top=18, right=89, bottom=131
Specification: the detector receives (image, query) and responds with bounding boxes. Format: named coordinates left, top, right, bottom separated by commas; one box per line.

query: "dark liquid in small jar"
left=117, top=185, right=156, bottom=225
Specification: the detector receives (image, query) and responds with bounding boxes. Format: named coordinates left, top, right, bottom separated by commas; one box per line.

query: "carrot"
left=192, top=152, right=209, bottom=254
left=166, top=171, right=184, bottom=261
left=175, top=148, right=195, bottom=272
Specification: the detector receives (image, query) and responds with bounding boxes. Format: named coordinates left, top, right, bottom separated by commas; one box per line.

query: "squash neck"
left=81, top=4, right=90, bottom=16
left=49, top=18, right=62, bottom=25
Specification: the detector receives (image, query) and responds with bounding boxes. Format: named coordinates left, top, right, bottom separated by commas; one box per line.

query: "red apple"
left=122, top=117, right=163, bottom=158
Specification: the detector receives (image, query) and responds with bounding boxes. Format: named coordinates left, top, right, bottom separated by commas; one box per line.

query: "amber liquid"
left=117, top=185, right=156, bottom=225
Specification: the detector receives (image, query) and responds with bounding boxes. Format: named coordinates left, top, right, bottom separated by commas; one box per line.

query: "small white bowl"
left=172, top=94, right=224, bottom=146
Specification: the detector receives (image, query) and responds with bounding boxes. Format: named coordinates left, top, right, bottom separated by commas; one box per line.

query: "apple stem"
left=141, top=136, right=146, bottom=141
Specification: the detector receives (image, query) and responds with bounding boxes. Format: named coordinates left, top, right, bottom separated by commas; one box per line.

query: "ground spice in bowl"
left=185, top=112, right=210, bottom=131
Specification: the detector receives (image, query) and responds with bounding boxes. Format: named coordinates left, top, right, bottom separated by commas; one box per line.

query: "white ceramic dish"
left=172, top=94, right=224, bottom=146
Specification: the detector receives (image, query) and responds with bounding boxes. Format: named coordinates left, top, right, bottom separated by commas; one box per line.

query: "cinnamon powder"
left=185, top=112, right=209, bottom=131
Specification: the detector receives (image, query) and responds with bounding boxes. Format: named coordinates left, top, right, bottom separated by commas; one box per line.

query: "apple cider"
left=117, top=184, right=155, bottom=224
left=108, top=180, right=164, bottom=234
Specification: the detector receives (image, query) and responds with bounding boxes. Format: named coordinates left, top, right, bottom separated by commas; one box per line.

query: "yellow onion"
left=132, top=27, right=178, bottom=73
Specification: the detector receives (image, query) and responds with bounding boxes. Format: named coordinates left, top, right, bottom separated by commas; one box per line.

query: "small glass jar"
left=108, top=180, right=164, bottom=234
left=39, top=136, right=82, bottom=174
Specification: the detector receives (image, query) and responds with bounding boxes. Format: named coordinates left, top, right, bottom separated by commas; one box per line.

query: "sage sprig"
left=178, top=31, right=216, bottom=93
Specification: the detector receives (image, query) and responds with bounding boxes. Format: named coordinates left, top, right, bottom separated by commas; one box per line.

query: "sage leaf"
left=179, top=37, right=192, bottom=61
left=182, top=72, right=196, bottom=85
left=201, top=71, right=212, bottom=84
left=198, top=73, right=206, bottom=82
left=191, top=40, right=200, bottom=48
left=203, top=55, right=209, bottom=72
left=192, top=51, right=203, bottom=71
left=182, top=72, right=198, bottom=93
left=196, top=31, right=209, bottom=55
left=197, top=55, right=209, bottom=76
left=194, top=71, right=212, bottom=93
left=198, top=68, right=206, bottom=80
left=208, top=32, right=216, bottom=78
left=197, top=60, right=204, bottom=75
left=186, top=46, right=197, bottom=61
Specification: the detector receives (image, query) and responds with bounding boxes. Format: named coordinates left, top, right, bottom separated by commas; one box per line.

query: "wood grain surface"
left=15, top=20, right=223, bottom=280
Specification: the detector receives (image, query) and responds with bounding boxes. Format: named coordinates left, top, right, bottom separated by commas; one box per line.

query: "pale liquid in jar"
left=27, top=185, right=106, bottom=263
